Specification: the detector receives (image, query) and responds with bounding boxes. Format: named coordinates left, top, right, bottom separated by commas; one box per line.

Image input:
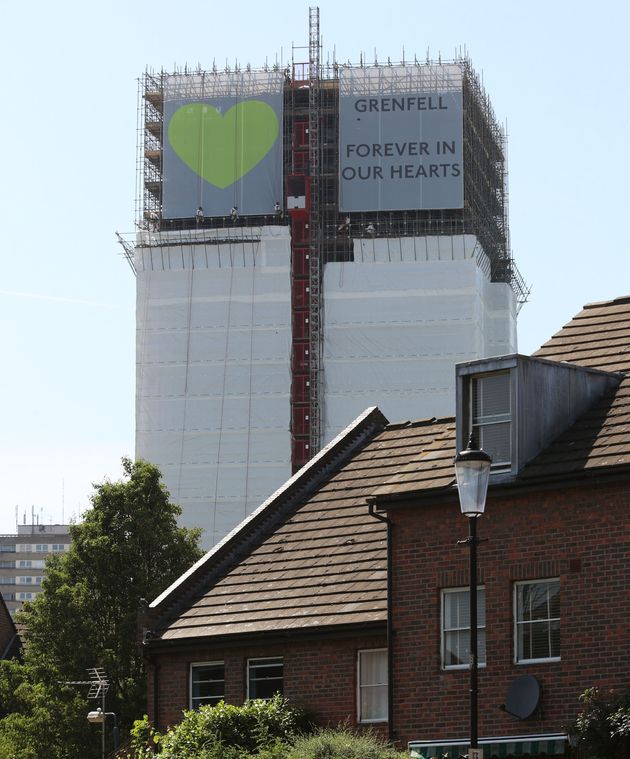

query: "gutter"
left=368, top=499, right=394, bottom=742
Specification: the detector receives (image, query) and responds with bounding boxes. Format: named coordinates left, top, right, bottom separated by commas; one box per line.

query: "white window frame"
left=246, top=656, right=283, bottom=700
left=357, top=648, right=388, bottom=724
left=441, top=586, right=487, bottom=671
left=514, top=578, right=560, bottom=664
left=17, top=576, right=34, bottom=584
left=35, top=544, right=48, bottom=553
left=18, top=560, right=32, bottom=568
left=189, top=661, right=225, bottom=709
left=470, top=371, right=512, bottom=472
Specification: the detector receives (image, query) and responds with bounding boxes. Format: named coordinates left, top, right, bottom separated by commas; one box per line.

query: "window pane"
left=473, top=373, right=510, bottom=421
left=360, top=684, right=387, bottom=722
left=360, top=651, right=387, bottom=685
left=477, top=421, right=511, bottom=464
left=191, top=663, right=224, bottom=708
left=248, top=658, right=283, bottom=700
left=444, top=629, right=468, bottom=667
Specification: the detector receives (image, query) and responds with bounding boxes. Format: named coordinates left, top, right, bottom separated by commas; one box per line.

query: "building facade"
left=0, top=524, right=71, bottom=616
left=140, top=295, right=630, bottom=757
left=131, top=12, right=526, bottom=547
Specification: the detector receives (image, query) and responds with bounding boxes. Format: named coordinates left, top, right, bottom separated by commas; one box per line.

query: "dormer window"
left=471, top=371, right=511, bottom=470
left=457, top=353, right=620, bottom=479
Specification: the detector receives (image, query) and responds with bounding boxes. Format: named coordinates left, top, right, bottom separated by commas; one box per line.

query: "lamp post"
left=454, top=433, right=492, bottom=759
left=87, top=708, right=119, bottom=759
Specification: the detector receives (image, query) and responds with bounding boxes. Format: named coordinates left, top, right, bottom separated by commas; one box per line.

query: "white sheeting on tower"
left=322, top=234, right=517, bottom=443
left=135, top=226, right=292, bottom=547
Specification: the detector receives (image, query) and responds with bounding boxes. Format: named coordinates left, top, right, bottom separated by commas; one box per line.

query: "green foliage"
left=0, top=459, right=203, bottom=759
left=125, top=706, right=406, bottom=759
left=285, top=728, right=409, bottom=759
left=568, top=686, right=630, bottom=758
left=155, top=695, right=311, bottom=757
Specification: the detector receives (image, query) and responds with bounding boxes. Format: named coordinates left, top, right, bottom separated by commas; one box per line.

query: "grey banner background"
left=339, top=91, right=463, bottom=212
left=162, top=93, right=283, bottom=219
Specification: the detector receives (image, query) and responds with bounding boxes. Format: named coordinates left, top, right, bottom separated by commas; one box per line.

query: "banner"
left=338, top=66, right=463, bottom=211
left=161, top=72, right=284, bottom=219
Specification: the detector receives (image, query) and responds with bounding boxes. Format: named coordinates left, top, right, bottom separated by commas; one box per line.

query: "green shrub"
left=155, top=695, right=310, bottom=757
left=567, top=687, right=630, bottom=758
left=286, top=727, right=409, bottom=759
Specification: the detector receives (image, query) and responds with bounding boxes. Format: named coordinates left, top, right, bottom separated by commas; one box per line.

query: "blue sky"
left=1, top=0, right=628, bottom=533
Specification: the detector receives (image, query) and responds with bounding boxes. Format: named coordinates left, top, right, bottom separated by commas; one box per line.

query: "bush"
left=286, top=728, right=409, bottom=759
left=143, top=696, right=311, bottom=758
left=568, top=687, right=630, bottom=759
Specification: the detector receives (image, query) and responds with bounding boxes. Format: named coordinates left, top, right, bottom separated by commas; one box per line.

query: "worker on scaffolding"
left=365, top=222, right=376, bottom=237
left=230, top=206, right=239, bottom=224
left=195, top=206, right=204, bottom=227
left=149, top=209, right=160, bottom=232
left=274, top=201, right=282, bottom=221
left=338, top=215, right=351, bottom=234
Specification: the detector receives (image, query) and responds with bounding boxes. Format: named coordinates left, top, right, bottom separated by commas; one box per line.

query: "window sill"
left=515, top=657, right=560, bottom=665
left=442, top=664, right=487, bottom=671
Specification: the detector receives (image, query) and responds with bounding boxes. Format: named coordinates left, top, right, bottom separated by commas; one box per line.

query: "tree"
left=0, top=458, right=203, bottom=758
left=568, top=687, right=630, bottom=759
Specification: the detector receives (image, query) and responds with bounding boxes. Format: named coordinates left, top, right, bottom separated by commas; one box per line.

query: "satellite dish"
left=502, top=675, right=541, bottom=720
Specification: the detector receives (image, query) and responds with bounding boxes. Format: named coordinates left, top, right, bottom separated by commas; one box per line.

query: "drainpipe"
left=153, top=659, right=160, bottom=733
left=368, top=500, right=394, bottom=741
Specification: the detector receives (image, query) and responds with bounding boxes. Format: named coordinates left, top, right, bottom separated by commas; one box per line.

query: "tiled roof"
left=154, top=417, right=454, bottom=641
left=533, top=295, right=630, bottom=373
left=149, top=295, right=630, bottom=644
left=520, top=295, right=630, bottom=479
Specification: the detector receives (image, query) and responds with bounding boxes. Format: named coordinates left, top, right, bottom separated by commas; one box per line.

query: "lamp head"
left=454, top=432, right=492, bottom=517
left=87, top=708, right=104, bottom=724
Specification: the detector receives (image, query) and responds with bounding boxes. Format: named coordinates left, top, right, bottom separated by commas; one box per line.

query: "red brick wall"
left=389, top=478, right=630, bottom=748
left=147, top=632, right=387, bottom=733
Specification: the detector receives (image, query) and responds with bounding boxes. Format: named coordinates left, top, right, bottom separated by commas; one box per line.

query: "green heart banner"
left=162, top=92, right=283, bottom=218
left=168, top=100, right=279, bottom=189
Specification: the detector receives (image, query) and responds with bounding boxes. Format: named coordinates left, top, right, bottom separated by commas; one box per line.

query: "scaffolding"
left=133, top=17, right=529, bottom=470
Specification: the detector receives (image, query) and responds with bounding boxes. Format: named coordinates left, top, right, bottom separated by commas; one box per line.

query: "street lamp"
left=454, top=433, right=492, bottom=759
left=87, top=708, right=119, bottom=759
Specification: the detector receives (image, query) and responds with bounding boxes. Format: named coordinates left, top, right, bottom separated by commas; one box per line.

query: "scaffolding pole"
left=308, top=6, right=323, bottom=455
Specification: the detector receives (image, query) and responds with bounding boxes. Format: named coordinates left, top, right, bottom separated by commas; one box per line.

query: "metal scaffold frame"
left=307, top=5, right=323, bottom=456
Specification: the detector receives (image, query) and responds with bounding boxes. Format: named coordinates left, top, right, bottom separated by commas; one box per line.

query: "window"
left=514, top=579, right=560, bottom=663
left=190, top=662, right=224, bottom=709
left=52, top=544, right=66, bottom=552
left=17, top=576, right=34, bottom=584
left=35, top=576, right=44, bottom=584
left=35, top=544, right=48, bottom=553
left=247, top=657, right=283, bottom=699
left=18, top=592, right=35, bottom=600
left=471, top=371, right=511, bottom=469
left=19, top=560, right=32, bottom=568
left=0, top=545, right=16, bottom=553
left=442, top=587, right=486, bottom=669
left=17, top=544, right=31, bottom=553
left=358, top=649, right=388, bottom=723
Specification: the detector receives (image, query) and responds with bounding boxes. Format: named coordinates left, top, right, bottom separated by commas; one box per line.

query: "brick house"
left=141, top=295, right=630, bottom=757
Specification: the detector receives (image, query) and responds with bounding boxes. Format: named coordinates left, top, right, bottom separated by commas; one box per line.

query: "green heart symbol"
left=168, top=100, right=279, bottom=189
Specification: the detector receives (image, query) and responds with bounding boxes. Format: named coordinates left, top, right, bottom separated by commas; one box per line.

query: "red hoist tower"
left=288, top=7, right=322, bottom=472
